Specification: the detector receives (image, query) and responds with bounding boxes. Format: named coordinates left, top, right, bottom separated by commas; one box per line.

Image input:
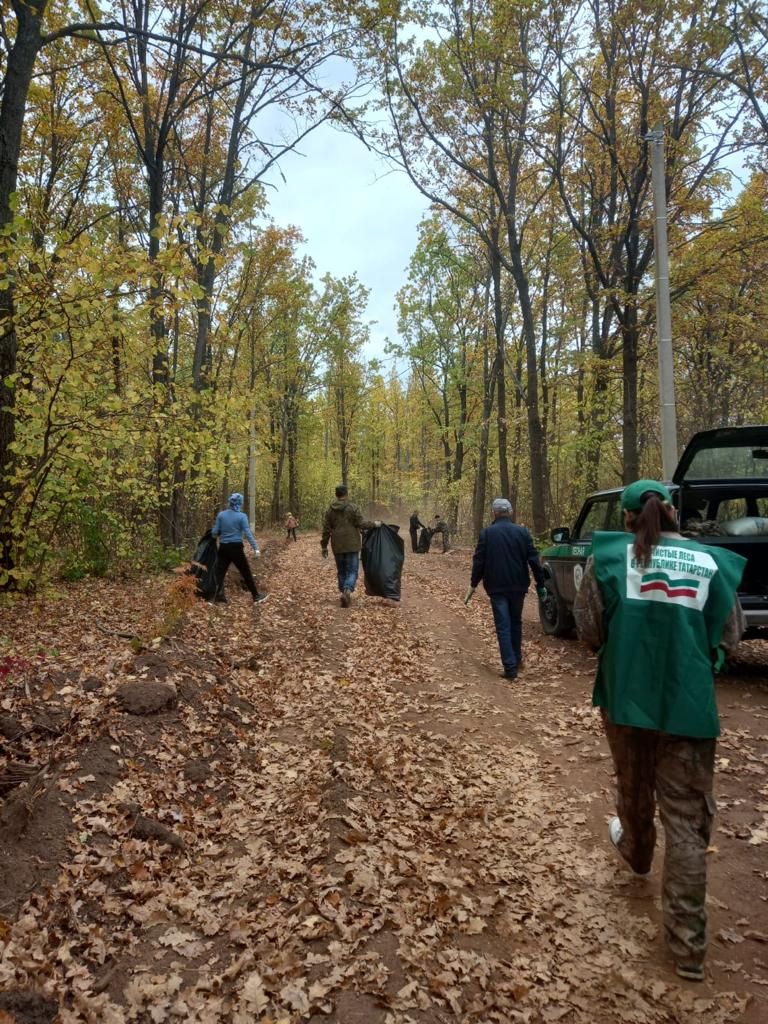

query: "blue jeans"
left=489, top=591, right=525, bottom=676
left=334, top=551, right=360, bottom=593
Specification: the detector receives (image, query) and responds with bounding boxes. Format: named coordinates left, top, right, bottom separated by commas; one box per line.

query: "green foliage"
left=142, top=543, right=191, bottom=575
left=59, top=503, right=113, bottom=581
left=0, top=0, right=766, bottom=576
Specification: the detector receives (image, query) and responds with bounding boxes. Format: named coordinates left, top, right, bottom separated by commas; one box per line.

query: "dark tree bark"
left=489, top=218, right=510, bottom=503
left=0, top=1, right=49, bottom=575
left=286, top=389, right=300, bottom=518
left=472, top=275, right=497, bottom=536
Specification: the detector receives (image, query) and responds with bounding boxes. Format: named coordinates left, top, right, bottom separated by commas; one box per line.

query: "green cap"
left=621, top=479, right=673, bottom=512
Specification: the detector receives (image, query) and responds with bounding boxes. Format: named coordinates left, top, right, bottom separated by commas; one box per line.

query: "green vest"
left=591, top=532, right=745, bottom=738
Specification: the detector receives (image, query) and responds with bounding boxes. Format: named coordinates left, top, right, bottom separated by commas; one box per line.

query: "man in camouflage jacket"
left=321, top=485, right=377, bottom=607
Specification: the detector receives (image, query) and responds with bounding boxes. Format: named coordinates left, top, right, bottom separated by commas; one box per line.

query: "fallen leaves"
left=0, top=542, right=765, bottom=1023
left=240, top=971, right=270, bottom=1012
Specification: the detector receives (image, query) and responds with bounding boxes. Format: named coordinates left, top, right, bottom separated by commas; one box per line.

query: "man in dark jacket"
left=321, top=485, right=378, bottom=607
left=470, top=498, right=547, bottom=679
left=433, top=514, right=450, bottom=552
left=409, top=510, right=426, bottom=553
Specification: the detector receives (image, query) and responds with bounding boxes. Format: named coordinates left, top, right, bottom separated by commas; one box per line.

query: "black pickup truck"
left=538, top=426, right=768, bottom=638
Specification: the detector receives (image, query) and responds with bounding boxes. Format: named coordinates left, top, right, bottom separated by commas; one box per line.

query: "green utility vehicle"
left=538, top=426, right=768, bottom=637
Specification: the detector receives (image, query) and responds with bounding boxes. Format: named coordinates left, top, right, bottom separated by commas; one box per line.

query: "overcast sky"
left=262, top=123, right=430, bottom=363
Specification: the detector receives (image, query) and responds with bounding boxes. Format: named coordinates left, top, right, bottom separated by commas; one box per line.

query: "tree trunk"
left=453, top=387, right=467, bottom=494
left=0, top=0, right=48, bottom=575
left=170, top=459, right=186, bottom=546
left=221, top=445, right=231, bottom=510
left=287, top=397, right=299, bottom=517
left=510, top=347, right=524, bottom=518
left=472, top=281, right=497, bottom=536
left=585, top=362, right=610, bottom=493
left=441, top=387, right=452, bottom=485
left=510, top=252, right=548, bottom=535
left=270, top=414, right=287, bottom=522
left=490, top=241, right=510, bottom=499
left=248, top=402, right=257, bottom=526
left=336, top=385, right=349, bottom=486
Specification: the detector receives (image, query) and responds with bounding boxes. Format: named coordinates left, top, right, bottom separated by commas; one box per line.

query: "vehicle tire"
left=539, top=576, right=574, bottom=637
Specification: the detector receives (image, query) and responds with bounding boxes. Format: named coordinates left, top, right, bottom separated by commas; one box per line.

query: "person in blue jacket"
left=211, top=493, right=267, bottom=604
left=470, top=497, right=547, bottom=679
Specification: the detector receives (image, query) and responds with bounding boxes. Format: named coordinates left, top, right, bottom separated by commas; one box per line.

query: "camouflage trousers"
left=602, top=713, right=716, bottom=969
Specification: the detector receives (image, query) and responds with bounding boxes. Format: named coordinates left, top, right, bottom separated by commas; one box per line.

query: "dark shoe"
left=675, top=963, right=705, bottom=982
left=213, top=595, right=228, bottom=604
left=341, top=589, right=352, bottom=608
left=253, top=593, right=268, bottom=604
left=499, top=671, right=517, bottom=680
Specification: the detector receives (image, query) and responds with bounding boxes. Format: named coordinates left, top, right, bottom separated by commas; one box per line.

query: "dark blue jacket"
left=470, top=517, right=545, bottom=594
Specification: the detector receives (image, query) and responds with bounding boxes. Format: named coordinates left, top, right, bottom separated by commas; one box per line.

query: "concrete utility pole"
left=646, top=123, right=678, bottom=480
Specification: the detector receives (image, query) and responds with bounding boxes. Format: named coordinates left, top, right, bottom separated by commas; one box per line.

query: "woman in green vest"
left=574, top=479, right=745, bottom=982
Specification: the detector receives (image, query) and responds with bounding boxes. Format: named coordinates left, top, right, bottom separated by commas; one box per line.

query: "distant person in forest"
left=433, top=514, right=450, bottom=553
left=211, top=493, right=267, bottom=605
left=320, top=485, right=379, bottom=607
left=409, top=510, right=426, bottom=553
left=574, top=479, right=744, bottom=982
left=285, top=512, right=299, bottom=542
left=469, top=498, right=547, bottom=679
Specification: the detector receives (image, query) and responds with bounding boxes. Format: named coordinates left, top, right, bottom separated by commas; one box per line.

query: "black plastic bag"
left=361, top=524, right=405, bottom=600
left=416, top=526, right=433, bottom=554
left=188, top=529, right=218, bottom=599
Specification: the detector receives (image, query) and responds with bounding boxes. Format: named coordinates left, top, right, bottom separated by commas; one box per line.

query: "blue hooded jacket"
left=212, top=493, right=259, bottom=551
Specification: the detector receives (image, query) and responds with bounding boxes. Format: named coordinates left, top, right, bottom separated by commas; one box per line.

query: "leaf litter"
left=0, top=540, right=765, bottom=1022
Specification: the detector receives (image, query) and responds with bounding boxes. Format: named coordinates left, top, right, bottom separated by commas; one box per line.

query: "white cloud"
left=262, top=124, right=429, bottom=360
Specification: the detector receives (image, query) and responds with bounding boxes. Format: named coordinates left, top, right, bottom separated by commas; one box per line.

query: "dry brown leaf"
left=241, top=971, right=270, bottom=1012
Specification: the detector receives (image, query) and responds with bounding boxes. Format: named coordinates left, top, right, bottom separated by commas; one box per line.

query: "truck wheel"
left=539, top=577, right=574, bottom=637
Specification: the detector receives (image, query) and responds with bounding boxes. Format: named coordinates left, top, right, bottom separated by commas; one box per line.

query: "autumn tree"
left=396, top=217, right=485, bottom=531
left=681, top=2, right=768, bottom=151
left=672, top=172, right=768, bottom=434
left=364, top=1, right=559, bottom=533
left=316, top=274, right=370, bottom=488
left=544, top=0, right=748, bottom=481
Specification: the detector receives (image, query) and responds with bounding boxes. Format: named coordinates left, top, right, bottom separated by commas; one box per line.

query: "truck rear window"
left=685, top=446, right=768, bottom=480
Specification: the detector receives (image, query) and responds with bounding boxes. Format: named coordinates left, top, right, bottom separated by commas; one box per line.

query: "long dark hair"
left=628, top=493, right=678, bottom=566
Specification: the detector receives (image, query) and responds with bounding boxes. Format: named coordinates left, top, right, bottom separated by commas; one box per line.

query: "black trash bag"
left=416, top=526, right=433, bottom=554
left=361, top=524, right=405, bottom=600
left=188, top=529, right=218, bottom=599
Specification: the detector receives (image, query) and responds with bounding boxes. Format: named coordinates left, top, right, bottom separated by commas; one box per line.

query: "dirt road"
left=0, top=535, right=766, bottom=1023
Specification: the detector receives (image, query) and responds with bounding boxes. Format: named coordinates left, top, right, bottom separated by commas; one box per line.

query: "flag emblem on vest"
left=639, top=571, right=700, bottom=600
left=626, top=545, right=716, bottom=610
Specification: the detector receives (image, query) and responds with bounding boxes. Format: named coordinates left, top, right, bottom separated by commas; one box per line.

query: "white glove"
left=374, top=520, right=382, bottom=528
left=253, top=549, right=261, bottom=558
